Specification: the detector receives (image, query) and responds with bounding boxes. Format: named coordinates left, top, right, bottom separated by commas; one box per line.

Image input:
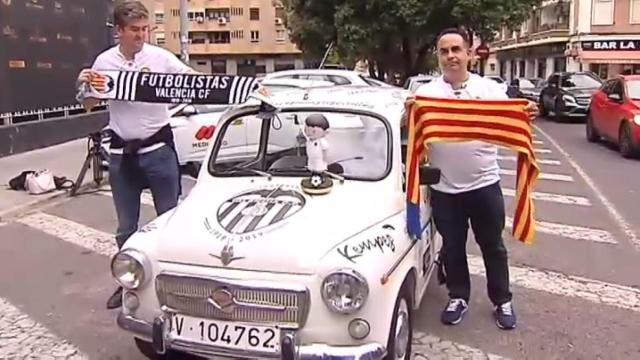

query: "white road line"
left=534, top=148, right=552, bottom=154
left=535, top=125, right=640, bottom=251
left=412, top=332, right=509, bottom=359
left=0, top=298, right=87, bottom=359
left=497, top=155, right=562, bottom=166
left=505, top=216, right=616, bottom=244
left=502, top=188, right=591, bottom=206
left=98, top=186, right=170, bottom=207
left=499, top=168, right=574, bottom=182
left=468, top=255, right=640, bottom=313
left=533, top=140, right=544, bottom=145
left=16, top=213, right=117, bottom=257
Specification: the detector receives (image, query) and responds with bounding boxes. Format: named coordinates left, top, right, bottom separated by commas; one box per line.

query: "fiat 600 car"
left=111, top=86, right=442, bottom=359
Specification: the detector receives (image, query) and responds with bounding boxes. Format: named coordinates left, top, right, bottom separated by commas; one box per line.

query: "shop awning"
left=579, top=50, right=640, bottom=64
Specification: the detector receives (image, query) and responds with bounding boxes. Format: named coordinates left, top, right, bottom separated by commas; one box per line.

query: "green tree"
left=280, top=0, right=541, bottom=81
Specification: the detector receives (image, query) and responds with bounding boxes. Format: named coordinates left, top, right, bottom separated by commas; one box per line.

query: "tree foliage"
left=280, top=0, right=542, bottom=80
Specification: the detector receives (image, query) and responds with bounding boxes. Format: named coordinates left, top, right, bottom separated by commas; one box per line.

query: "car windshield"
left=488, top=77, right=504, bottom=83
left=518, top=79, right=536, bottom=88
left=626, top=80, right=640, bottom=99
left=209, top=110, right=390, bottom=181
left=561, top=74, right=602, bottom=88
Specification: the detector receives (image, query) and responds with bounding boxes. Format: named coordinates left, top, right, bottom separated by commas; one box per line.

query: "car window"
left=210, top=111, right=390, bottom=181
left=518, top=79, right=536, bottom=88
left=601, top=80, right=615, bottom=94
left=561, top=74, right=602, bottom=88
left=626, top=80, right=640, bottom=99
left=327, top=75, right=351, bottom=85
left=610, top=81, right=623, bottom=96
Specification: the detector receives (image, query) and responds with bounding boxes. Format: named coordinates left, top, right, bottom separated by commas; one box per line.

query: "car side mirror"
left=181, top=105, right=197, bottom=116
left=608, top=93, right=622, bottom=102
left=419, top=165, right=440, bottom=185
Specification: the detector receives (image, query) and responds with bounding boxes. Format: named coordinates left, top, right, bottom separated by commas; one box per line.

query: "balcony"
left=188, top=42, right=232, bottom=54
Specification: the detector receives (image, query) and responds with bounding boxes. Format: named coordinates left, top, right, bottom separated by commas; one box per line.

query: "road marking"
left=533, top=140, right=544, bottom=145
left=505, top=216, right=616, bottom=244
left=499, top=168, right=574, bottom=182
left=502, top=188, right=591, bottom=206
left=468, top=255, right=640, bottom=312
left=534, top=148, right=552, bottom=154
left=534, top=125, right=640, bottom=251
left=0, top=297, right=88, bottom=359
left=99, top=186, right=170, bottom=207
left=16, top=213, right=117, bottom=257
left=412, top=332, right=510, bottom=359
left=497, top=155, right=562, bottom=166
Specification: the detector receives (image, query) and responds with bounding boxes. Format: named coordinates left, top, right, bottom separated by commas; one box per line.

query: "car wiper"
left=268, top=166, right=308, bottom=173
left=218, top=165, right=272, bottom=179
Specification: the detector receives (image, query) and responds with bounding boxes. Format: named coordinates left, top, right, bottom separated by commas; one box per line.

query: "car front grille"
left=155, top=273, right=310, bottom=328
left=575, top=97, right=591, bottom=106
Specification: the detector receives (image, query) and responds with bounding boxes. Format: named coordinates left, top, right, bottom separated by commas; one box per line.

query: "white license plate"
left=169, top=314, right=280, bottom=354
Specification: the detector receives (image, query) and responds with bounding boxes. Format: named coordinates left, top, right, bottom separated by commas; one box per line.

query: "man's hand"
left=76, top=69, right=100, bottom=88
left=524, top=101, right=539, bottom=121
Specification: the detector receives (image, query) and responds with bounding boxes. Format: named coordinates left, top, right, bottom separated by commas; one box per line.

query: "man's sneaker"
left=495, top=301, right=517, bottom=330
left=441, top=298, right=468, bottom=325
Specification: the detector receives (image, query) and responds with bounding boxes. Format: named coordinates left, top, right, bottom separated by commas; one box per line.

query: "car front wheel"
left=384, top=285, right=413, bottom=360
left=586, top=113, right=600, bottom=143
left=619, top=122, right=637, bottom=158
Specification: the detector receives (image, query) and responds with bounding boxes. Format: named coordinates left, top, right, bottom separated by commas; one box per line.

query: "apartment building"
left=141, top=0, right=304, bottom=75
left=485, top=0, right=640, bottom=81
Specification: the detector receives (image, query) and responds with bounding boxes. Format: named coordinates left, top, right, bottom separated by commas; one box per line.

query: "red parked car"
left=587, top=75, right=640, bottom=158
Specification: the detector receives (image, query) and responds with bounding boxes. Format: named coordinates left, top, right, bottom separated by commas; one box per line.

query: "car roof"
left=229, top=86, right=409, bottom=125
left=260, top=78, right=334, bottom=87
left=618, top=74, right=640, bottom=81
left=264, top=69, right=364, bottom=77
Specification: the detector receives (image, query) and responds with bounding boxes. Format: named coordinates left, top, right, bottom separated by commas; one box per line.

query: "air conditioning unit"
left=196, top=16, right=204, bottom=23
left=218, top=17, right=227, bottom=25
left=275, top=17, right=283, bottom=25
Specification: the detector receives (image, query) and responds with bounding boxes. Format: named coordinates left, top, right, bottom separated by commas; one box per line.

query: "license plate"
left=169, top=314, right=280, bottom=354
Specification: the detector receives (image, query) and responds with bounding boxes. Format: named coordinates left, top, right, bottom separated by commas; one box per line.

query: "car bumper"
left=560, top=104, right=589, bottom=117
left=118, top=312, right=387, bottom=360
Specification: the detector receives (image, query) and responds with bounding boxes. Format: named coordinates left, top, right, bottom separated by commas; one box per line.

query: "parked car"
left=111, top=86, right=442, bottom=360
left=403, top=75, right=435, bottom=93
left=259, top=78, right=335, bottom=93
left=586, top=75, right=640, bottom=158
left=101, top=103, right=231, bottom=177
left=539, top=71, right=603, bottom=122
left=506, top=78, right=544, bottom=101
left=485, top=75, right=508, bottom=94
left=263, top=69, right=394, bottom=88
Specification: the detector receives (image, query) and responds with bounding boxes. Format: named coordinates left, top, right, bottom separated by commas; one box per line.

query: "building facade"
left=141, top=0, right=304, bottom=75
left=485, top=0, right=640, bottom=82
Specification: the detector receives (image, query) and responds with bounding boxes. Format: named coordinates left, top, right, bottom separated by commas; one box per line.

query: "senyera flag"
left=405, top=95, right=540, bottom=244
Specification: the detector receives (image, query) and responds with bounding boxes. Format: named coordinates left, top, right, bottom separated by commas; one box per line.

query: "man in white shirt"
left=410, top=28, right=538, bottom=330
left=75, top=0, right=196, bottom=309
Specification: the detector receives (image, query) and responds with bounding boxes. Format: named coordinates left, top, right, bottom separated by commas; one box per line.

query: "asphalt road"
left=1, top=117, right=639, bottom=360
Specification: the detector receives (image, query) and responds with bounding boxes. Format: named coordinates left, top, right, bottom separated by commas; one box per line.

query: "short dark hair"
left=114, top=0, right=149, bottom=28
left=436, top=27, right=470, bottom=48
left=305, top=114, right=330, bottom=130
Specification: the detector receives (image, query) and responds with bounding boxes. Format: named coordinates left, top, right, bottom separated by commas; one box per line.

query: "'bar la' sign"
left=581, top=40, right=640, bottom=51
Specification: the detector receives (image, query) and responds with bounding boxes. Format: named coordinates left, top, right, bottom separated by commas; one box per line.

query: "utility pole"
left=179, top=0, right=189, bottom=64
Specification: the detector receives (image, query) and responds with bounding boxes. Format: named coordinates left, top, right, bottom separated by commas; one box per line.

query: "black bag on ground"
left=8, top=171, right=35, bottom=191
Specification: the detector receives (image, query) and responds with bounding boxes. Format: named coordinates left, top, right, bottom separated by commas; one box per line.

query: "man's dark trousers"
left=429, top=180, right=512, bottom=306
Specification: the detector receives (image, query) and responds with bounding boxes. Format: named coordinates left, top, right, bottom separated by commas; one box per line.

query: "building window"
left=196, top=60, right=208, bottom=66
left=276, top=29, right=286, bottom=42
left=631, top=0, right=640, bottom=23
left=211, top=60, right=226, bottom=74
left=155, top=12, right=164, bottom=24
left=231, top=30, right=244, bottom=39
left=170, top=9, right=179, bottom=17
left=211, top=31, right=231, bottom=44
left=231, top=7, right=243, bottom=16
left=590, top=63, right=609, bottom=79
left=592, top=0, right=614, bottom=25
left=250, top=8, right=260, bottom=20
left=275, top=7, right=285, bottom=20
left=250, top=30, right=259, bottom=42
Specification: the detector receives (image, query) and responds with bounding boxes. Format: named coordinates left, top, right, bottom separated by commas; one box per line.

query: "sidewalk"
left=0, top=138, right=102, bottom=221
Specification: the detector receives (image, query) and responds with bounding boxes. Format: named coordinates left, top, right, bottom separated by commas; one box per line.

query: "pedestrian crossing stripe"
left=505, top=215, right=616, bottom=244
left=498, top=155, right=561, bottom=166
left=502, top=188, right=592, bottom=206
left=500, top=168, right=574, bottom=182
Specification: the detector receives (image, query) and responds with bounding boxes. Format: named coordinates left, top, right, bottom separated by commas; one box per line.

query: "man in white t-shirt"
left=75, top=0, right=196, bottom=309
left=409, top=28, right=538, bottom=330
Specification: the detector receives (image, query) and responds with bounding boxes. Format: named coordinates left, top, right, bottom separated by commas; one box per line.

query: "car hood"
left=153, top=178, right=400, bottom=274
left=565, top=87, right=599, bottom=96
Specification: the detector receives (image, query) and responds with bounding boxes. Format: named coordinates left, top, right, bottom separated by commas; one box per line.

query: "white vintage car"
left=111, top=86, right=442, bottom=359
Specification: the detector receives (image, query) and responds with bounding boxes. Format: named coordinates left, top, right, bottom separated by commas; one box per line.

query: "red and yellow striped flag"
left=406, top=95, right=540, bottom=244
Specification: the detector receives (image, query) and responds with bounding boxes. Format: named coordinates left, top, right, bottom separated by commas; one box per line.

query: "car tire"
left=539, top=98, right=548, bottom=117
left=384, top=282, right=413, bottom=360
left=619, top=122, right=636, bottom=159
left=586, top=113, right=600, bottom=143
left=553, top=98, right=564, bottom=123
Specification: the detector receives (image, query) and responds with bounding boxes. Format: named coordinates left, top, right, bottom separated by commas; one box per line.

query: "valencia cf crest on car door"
left=216, top=187, right=306, bottom=235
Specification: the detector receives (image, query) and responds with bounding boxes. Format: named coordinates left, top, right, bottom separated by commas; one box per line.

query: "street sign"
left=476, top=43, right=490, bottom=59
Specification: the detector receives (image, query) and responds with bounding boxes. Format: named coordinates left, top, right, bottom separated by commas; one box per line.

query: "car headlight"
left=111, top=249, right=150, bottom=289
left=321, top=269, right=369, bottom=314
left=634, top=115, right=640, bottom=126
left=562, top=94, right=577, bottom=104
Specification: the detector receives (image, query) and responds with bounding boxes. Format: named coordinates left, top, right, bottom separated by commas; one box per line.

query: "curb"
left=0, top=180, right=110, bottom=223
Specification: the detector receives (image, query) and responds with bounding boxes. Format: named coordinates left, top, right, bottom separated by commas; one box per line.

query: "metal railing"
left=0, top=102, right=108, bottom=127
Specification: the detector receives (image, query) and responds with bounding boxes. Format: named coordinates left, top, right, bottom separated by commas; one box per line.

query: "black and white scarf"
left=83, top=70, right=261, bottom=105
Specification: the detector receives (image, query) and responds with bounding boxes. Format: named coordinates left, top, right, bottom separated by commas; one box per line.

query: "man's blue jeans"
left=109, top=145, right=180, bottom=248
